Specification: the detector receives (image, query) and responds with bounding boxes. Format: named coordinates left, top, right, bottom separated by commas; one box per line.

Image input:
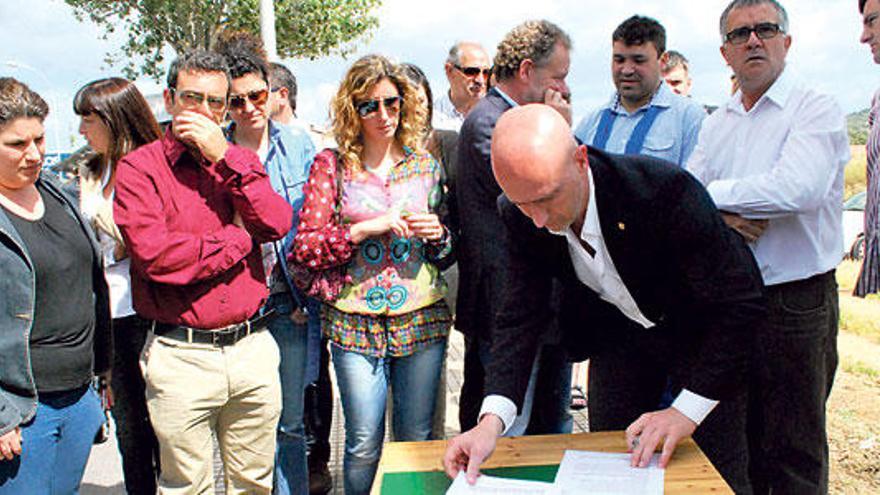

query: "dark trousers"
left=459, top=333, right=572, bottom=433
left=748, top=271, right=838, bottom=495
left=588, top=326, right=752, bottom=494
left=305, top=338, right=333, bottom=467
left=111, top=314, right=160, bottom=495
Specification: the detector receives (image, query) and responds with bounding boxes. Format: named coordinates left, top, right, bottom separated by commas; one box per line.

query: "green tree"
left=64, top=0, right=381, bottom=81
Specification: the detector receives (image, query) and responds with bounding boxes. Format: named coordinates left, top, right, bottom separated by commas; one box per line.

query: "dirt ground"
left=828, top=304, right=880, bottom=493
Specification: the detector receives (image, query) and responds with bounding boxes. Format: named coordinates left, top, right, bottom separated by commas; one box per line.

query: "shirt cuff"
left=478, top=395, right=518, bottom=435
left=216, top=144, right=260, bottom=180
left=671, top=389, right=719, bottom=426
left=705, top=179, right=738, bottom=212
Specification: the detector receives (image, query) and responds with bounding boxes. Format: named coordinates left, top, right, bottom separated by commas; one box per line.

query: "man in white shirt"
left=686, top=1, right=849, bottom=493
left=445, top=105, right=765, bottom=493
left=433, top=41, right=491, bottom=131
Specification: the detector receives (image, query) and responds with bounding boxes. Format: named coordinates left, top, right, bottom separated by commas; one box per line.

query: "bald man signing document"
left=443, top=105, right=765, bottom=493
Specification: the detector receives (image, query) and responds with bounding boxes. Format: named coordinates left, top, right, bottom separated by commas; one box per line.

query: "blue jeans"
left=267, top=293, right=320, bottom=495
left=0, top=385, right=105, bottom=494
left=332, top=340, right=446, bottom=495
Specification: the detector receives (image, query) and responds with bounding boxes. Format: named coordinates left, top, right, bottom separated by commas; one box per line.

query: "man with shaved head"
left=444, top=105, right=765, bottom=492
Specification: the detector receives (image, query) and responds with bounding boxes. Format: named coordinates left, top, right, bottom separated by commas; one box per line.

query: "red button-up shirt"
left=114, top=129, right=293, bottom=329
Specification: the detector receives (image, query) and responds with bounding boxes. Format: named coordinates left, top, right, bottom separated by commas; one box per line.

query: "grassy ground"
left=829, top=260, right=880, bottom=493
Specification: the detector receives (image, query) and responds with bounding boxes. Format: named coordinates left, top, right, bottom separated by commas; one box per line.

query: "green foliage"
left=848, top=108, right=870, bottom=146
left=845, top=145, right=867, bottom=200
left=64, top=0, right=381, bottom=81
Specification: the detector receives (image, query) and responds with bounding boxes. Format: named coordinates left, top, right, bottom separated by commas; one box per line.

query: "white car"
left=843, top=191, right=866, bottom=260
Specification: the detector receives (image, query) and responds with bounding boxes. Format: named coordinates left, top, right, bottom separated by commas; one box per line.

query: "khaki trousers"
left=141, top=329, right=281, bottom=494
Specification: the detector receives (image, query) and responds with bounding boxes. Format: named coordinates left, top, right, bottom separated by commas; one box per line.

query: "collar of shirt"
left=493, top=86, right=519, bottom=108
left=161, top=127, right=198, bottom=168
left=608, top=80, right=671, bottom=116
left=727, top=65, right=795, bottom=115
left=550, top=169, right=605, bottom=274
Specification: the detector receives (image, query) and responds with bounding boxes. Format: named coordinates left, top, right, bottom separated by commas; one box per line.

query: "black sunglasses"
left=355, top=96, right=402, bottom=118
left=454, top=64, right=492, bottom=78
left=228, top=88, right=269, bottom=109
left=725, top=22, right=784, bottom=45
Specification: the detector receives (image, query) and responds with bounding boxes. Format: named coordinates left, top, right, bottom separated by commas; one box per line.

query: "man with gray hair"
left=433, top=41, right=491, bottom=131
left=456, top=19, right=572, bottom=438
left=687, top=1, right=850, bottom=492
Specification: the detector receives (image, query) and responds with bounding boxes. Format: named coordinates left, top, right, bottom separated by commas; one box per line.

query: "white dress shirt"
left=480, top=169, right=718, bottom=433
left=686, top=67, right=850, bottom=285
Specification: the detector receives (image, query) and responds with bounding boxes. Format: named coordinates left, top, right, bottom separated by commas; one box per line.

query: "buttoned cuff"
left=671, top=389, right=719, bottom=426
left=216, top=144, right=260, bottom=181
left=479, top=395, right=518, bottom=435
left=705, top=179, right=738, bottom=212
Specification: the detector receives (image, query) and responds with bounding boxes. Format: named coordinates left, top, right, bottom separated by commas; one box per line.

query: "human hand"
left=443, top=414, right=503, bottom=484
left=721, top=213, right=768, bottom=243
left=289, top=307, right=309, bottom=325
left=232, top=211, right=245, bottom=229
left=173, top=111, right=229, bottom=163
left=625, top=407, right=696, bottom=468
left=544, top=88, right=572, bottom=125
left=404, top=213, right=444, bottom=241
left=350, top=213, right=411, bottom=243
left=0, top=427, right=22, bottom=461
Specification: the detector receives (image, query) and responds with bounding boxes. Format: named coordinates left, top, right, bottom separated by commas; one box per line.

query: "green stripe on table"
left=380, top=464, right=559, bottom=494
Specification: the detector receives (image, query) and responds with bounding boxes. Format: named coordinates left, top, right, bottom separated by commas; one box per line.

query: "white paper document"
left=446, top=472, right=557, bottom=495
left=552, top=450, right=664, bottom=495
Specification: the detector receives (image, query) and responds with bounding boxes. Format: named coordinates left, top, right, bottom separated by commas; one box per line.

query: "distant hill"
left=849, top=108, right=870, bottom=145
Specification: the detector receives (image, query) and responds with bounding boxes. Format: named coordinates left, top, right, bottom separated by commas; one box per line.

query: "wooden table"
left=372, top=431, right=732, bottom=494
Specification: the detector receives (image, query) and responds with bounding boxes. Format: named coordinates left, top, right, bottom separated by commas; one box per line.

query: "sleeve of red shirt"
left=114, top=150, right=254, bottom=286
left=292, top=149, right=354, bottom=270
left=214, top=145, right=293, bottom=242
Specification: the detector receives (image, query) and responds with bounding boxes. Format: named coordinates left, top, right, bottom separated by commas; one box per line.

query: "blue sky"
left=0, top=0, right=873, bottom=152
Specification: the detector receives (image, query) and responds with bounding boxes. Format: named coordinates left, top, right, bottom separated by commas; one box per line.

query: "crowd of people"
left=0, top=0, right=876, bottom=494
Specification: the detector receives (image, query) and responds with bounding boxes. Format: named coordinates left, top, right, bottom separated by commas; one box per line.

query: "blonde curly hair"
left=493, top=20, right=571, bottom=82
left=330, top=55, right=427, bottom=173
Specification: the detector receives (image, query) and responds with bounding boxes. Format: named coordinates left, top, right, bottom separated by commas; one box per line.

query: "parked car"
left=843, top=191, right=866, bottom=260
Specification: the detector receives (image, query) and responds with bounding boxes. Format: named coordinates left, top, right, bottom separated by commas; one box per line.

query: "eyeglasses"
left=171, top=89, right=227, bottom=113
left=454, top=64, right=491, bottom=79
left=355, top=96, right=402, bottom=118
left=229, top=88, right=270, bottom=110
left=724, top=22, right=784, bottom=45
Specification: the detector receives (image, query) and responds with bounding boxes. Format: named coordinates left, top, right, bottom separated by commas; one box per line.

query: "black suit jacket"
left=486, top=147, right=766, bottom=409
left=454, top=87, right=513, bottom=335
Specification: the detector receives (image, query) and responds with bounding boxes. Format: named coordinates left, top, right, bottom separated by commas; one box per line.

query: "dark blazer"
left=454, top=87, right=513, bottom=335
left=486, top=147, right=766, bottom=409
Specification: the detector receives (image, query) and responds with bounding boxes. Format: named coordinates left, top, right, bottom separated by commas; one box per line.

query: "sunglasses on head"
left=455, top=64, right=491, bottom=78
left=724, top=22, right=783, bottom=45
left=171, top=89, right=227, bottom=113
left=355, top=96, right=402, bottom=118
left=229, top=88, right=269, bottom=109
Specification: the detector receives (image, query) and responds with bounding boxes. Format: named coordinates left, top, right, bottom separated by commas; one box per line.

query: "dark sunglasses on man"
left=355, top=96, right=402, bottom=118
left=171, top=89, right=227, bottom=113
left=229, top=88, right=270, bottom=110
left=724, top=22, right=784, bottom=45
left=454, top=64, right=492, bottom=79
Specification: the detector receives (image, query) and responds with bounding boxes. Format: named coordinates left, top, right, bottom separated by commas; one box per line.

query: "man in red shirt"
left=114, top=50, right=293, bottom=494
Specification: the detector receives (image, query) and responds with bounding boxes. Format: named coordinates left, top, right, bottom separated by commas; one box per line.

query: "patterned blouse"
left=293, top=148, right=453, bottom=355
left=856, top=89, right=880, bottom=296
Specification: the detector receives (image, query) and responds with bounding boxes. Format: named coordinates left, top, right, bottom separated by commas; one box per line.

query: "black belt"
left=152, top=311, right=275, bottom=347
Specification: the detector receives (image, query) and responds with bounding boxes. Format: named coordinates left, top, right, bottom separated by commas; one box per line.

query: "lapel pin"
left=618, top=222, right=626, bottom=231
